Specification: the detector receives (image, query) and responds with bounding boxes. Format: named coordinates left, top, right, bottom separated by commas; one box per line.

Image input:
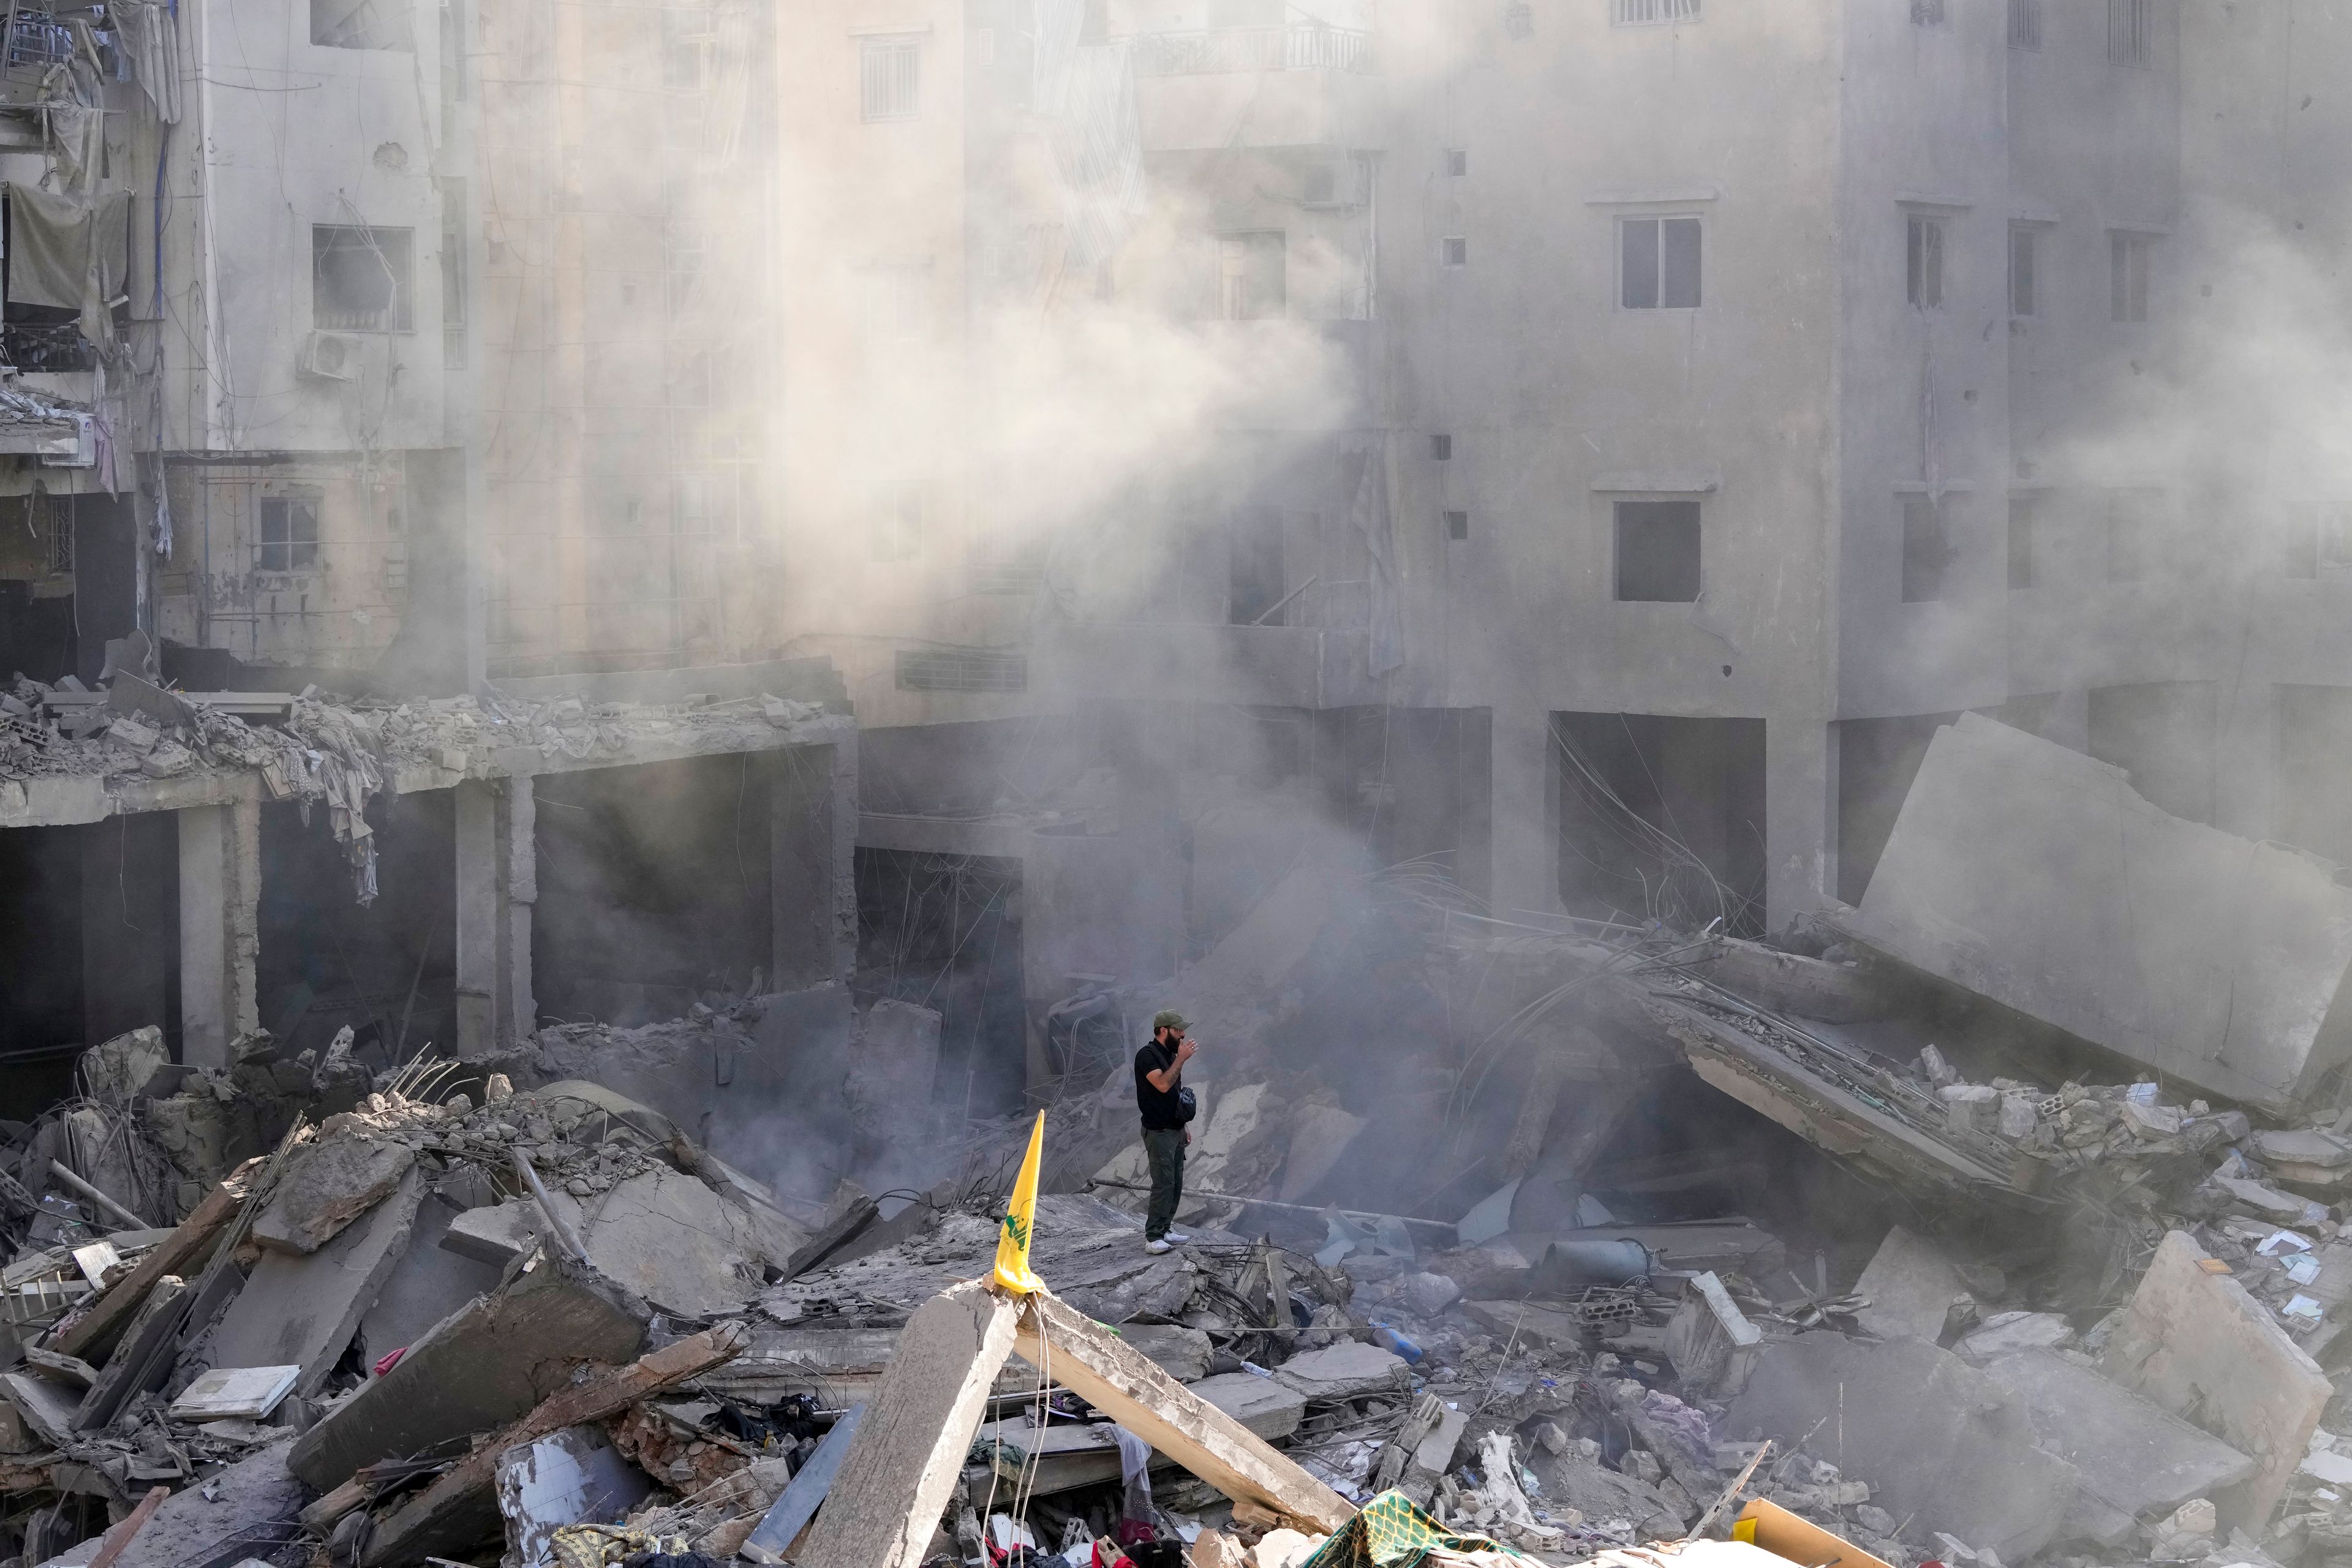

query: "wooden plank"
left=791, top=1280, right=1020, bottom=1568
left=86, top=1484, right=169, bottom=1568
left=51, top=1161, right=257, bottom=1362
left=1014, top=1289, right=1351, bottom=1534
left=361, top=1323, right=749, bottom=1567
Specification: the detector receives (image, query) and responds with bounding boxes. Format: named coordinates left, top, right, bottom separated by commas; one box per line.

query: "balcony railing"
left=1129, top=24, right=1374, bottom=77
left=2, top=323, right=93, bottom=372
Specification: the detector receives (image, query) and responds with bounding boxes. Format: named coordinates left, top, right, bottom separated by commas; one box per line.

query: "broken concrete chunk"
left=542, top=1164, right=769, bottom=1319
left=2253, top=1128, right=2352, bottom=1171
left=1270, top=1341, right=1412, bottom=1402
left=1401, top=1272, right=1461, bottom=1317
left=106, top=1436, right=307, bottom=1568
left=2095, top=1230, right=2332, bottom=1532
left=1401, top=1408, right=1468, bottom=1506
left=287, top=1251, right=648, bottom=1491
left=1973, top=1346, right=2255, bottom=1548
left=250, top=1128, right=416, bottom=1255
left=494, top=1424, right=654, bottom=1567
left=1853, top=1225, right=1970, bottom=1344
left=1727, top=1333, right=2079, bottom=1562
left=2122, top=1100, right=2185, bottom=1139
left=1940, top=1084, right=1999, bottom=1134
left=1115, top=1324, right=1213, bottom=1383
left=440, top=1197, right=542, bottom=1266
left=2211, top=1174, right=2329, bottom=1227
left=78, top=1028, right=170, bottom=1102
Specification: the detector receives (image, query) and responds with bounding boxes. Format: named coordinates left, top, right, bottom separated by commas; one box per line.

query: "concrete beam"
left=454, top=778, right=535, bottom=1057
left=178, top=797, right=258, bottom=1069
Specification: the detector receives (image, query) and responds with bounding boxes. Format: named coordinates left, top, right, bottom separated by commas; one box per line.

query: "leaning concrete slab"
left=355, top=1193, right=505, bottom=1366
left=1188, top=1373, right=1308, bottom=1441
left=793, top=1280, right=1021, bottom=1568
left=208, top=1165, right=427, bottom=1394
left=288, top=1251, right=649, bottom=1490
left=1975, top=1346, right=2256, bottom=1546
left=1727, top=1332, right=2078, bottom=1562
left=1849, top=714, right=2352, bottom=1112
left=1852, top=1226, right=1969, bottom=1344
left=2095, top=1229, right=2331, bottom=1531
left=1268, top=1342, right=1414, bottom=1402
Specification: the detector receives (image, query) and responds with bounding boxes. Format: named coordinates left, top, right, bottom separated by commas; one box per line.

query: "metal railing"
left=1129, top=24, right=1373, bottom=77
left=2, top=323, right=93, bottom=372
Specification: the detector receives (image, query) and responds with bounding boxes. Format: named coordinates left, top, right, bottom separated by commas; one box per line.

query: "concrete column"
left=455, top=777, right=535, bottom=1058
left=1489, top=707, right=1561, bottom=916
left=771, top=731, right=858, bottom=992
left=178, top=796, right=258, bottom=1069
left=1765, top=718, right=1835, bottom=929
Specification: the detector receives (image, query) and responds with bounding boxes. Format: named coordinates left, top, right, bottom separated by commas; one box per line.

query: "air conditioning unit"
left=300, top=330, right=364, bottom=381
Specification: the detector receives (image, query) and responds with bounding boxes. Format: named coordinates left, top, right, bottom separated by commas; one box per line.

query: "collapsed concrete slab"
left=1848, top=714, right=2352, bottom=1112
left=441, top=1197, right=541, bottom=1265
left=1974, top=1346, right=2256, bottom=1545
left=208, top=1165, right=427, bottom=1394
left=1189, top=1373, right=1309, bottom=1441
left=249, top=1125, right=415, bottom=1255
left=1727, top=1332, right=2078, bottom=1561
left=288, top=1252, right=649, bottom=1490
left=2096, top=1229, right=2332, bottom=1531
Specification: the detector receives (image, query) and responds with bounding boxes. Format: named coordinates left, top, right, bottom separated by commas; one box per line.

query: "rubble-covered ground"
left=11, top=825, right=2352, bottom=1567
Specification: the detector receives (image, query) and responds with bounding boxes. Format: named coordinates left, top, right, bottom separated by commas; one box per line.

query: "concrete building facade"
left=776, top=0, right=2352, bottom=1090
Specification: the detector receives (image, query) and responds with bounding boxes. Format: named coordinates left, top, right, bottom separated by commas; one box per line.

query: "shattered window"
left=861, top=36, right=921, bottom=120
left=663, top=4, right=713, bottom=91
left=43, top=497, right=71, bottom=575
left=258, top=494, right=322, bottom=574
left=1613, top=0, right=1700, bottom=23
left=896, top=647, right=1027, bottom=692
left=313, top=225, right=414, bottom=331
left=1621, top=216, right=1700, bottom=309
left=312, top=0, right=413, bottom=51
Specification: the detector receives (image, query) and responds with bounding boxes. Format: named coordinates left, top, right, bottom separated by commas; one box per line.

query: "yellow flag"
left=993, top=1111, right=1047, bottom=1295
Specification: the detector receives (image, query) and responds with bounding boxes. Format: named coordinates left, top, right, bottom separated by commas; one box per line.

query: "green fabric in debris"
left=1298, top=1490, right=1524, bottom=1568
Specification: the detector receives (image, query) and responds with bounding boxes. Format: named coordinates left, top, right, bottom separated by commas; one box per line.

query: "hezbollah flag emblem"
left=992, top=1111, right=1047, bottom=1295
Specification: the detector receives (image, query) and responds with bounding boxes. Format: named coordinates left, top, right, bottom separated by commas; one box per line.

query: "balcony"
left=1129, top=24, right=1374, bottom=77
left=1129, top=25, right=1382, bottom=153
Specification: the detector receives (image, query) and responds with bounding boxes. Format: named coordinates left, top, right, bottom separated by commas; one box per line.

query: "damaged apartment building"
left=0, top=0, right=860, bottom=1130
left=777, top=0, right=2352, bottom=1106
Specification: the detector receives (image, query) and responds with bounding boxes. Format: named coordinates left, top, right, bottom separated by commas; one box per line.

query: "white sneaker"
left=1163, top=1231, right=1191, bottom=1243
left=1144, top=1238, right=1173, bottom=1254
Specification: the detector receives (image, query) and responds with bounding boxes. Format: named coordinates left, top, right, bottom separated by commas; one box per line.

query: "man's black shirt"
left=1134, top=1038, right=1186, bottom=1130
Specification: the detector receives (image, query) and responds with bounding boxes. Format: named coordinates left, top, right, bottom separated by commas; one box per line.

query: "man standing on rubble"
left=1136, top=1010, right=1197, bottom=1254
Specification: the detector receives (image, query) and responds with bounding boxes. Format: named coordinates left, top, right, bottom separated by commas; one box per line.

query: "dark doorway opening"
left=1554, top=712, right=1766, bottom=936
left=534, top=755, right=774, bottom=1025
left=0, top=824, right=91, bottom=1110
